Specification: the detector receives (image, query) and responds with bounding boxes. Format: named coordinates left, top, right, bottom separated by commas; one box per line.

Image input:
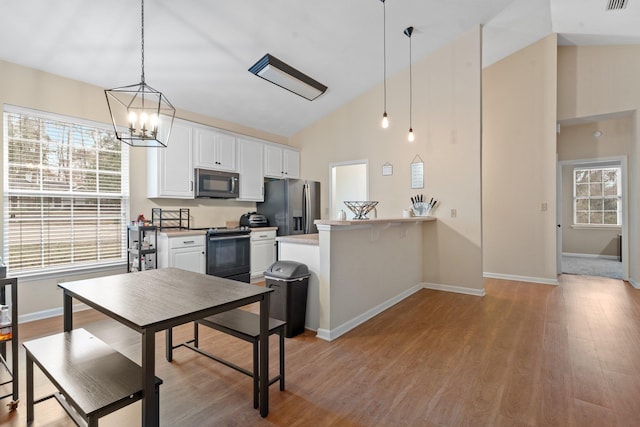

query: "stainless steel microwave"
left=194, top=169, right=239, bottom=198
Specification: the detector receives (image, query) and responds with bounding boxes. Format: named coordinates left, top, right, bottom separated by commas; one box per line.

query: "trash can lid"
left=264, top=260, right=309, bottom=279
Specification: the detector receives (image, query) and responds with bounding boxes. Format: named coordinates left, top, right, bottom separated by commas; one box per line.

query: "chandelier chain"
left=140, top=0, right=145, bottom=83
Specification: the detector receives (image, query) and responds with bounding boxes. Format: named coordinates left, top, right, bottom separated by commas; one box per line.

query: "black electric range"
left=189, top=226, right=251, bottom=282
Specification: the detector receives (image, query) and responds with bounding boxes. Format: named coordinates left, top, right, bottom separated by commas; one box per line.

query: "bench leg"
left=253, top=341, right=259, bottom=409
left=279, top=329, right=285, bottom=391
left=88, top=415, right=98, bottom=427
left=26, top=355, right=34, bottom=423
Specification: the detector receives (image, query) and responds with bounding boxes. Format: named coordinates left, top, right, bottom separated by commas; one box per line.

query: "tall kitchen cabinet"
left=193, top=127, right=236, bottom=172
left=237, top=138, right=264, bottom=202
left=147, top=118, right=194, bottom=198
left=264, top=145, right=300, bottom=179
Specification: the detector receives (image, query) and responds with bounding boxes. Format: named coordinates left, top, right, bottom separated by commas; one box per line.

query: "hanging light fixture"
left=104, top=0, right=175, bottom=147
left=380, top=0, right=389, bottom=129
left=404, top=26, right=414, bottom=142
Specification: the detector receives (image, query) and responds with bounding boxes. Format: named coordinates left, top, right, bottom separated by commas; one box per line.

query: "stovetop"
left=190, top=226, right=251, bottom=235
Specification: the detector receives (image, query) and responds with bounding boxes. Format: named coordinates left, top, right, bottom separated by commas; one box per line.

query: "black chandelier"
left=104, top=0, right=175, bottom=147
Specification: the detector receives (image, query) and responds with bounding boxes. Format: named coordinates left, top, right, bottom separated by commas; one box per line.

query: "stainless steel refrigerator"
left=257, top=179, right=321, bottom=236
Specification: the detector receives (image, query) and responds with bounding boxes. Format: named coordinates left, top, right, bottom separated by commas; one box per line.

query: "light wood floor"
left=1, top=275, right=640, bottom=426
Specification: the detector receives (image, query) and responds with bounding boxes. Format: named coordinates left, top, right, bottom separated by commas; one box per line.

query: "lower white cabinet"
left=250, top=230, right=277, bottom=278
left=158, top=233, right=206, bottom=274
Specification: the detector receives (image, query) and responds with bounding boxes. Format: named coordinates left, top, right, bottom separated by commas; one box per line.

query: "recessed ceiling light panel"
left=249, top=54, right=327, bottom=101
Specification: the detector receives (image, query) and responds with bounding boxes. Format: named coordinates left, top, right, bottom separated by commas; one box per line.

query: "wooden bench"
left=168, top=309, right=285, bottom=409
left=23, top=328, right=162, bottom=427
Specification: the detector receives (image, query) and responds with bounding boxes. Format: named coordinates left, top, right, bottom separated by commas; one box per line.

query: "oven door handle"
left=208, top=235, right=251, bottom=241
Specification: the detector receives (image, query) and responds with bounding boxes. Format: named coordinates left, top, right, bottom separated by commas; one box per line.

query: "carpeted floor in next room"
left=562, top=255, right=623, bottom=279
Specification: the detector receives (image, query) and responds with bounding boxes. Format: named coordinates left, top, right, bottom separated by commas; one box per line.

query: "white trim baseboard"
left=18, top=303, right=91, bottom=324
left=483, top=272, right=559, bottom=286
left=629, top=278, right=640, bottom=290
left=422, top=282, right=486, bottom=296
left=563, top=252, right=619, bottom=261
left=315, top=284, right=423, bottom=342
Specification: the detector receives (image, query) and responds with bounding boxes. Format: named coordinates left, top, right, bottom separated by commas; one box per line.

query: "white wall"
left=482, top=34, right=558, bottom=284
left=291, top=26, right=484, bottom=292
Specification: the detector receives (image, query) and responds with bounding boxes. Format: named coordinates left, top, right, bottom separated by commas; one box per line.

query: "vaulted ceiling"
left=1, top=0, right=639, bottom=137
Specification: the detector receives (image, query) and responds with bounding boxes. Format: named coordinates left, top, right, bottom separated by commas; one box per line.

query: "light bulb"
left=140, top=112, right=148, bottom=128
left=381, top=112, right=389, bottom=129
left=408, top=128, right=415, bottom=142
left=150, top=114, right=159, bottom=130
left=127, top=111, right=137, bottom=128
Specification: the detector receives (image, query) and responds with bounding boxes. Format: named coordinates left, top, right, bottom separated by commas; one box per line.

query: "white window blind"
left=3, top=107, right=129, bottom=276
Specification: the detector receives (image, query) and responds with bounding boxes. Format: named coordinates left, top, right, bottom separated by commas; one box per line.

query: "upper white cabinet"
left=237, top=138, right=264, bottom=202
left=194, top=127, right=236, bottom=172
left=264, top=145, right=300, bottom=179
left=147, top=118, right=194, bottom=199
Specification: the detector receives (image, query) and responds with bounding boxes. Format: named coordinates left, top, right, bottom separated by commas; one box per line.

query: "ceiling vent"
left=607, top=0, right=628, bottom=10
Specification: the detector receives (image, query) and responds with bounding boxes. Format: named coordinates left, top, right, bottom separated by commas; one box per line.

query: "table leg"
left=26, top=354, right=34, bottom=422
left=142, top=330, right=158, bottom=426
left=11, top=279, right=18, bottom=401
left=259, top=293, right=269, bottom=417
left=63, top=292, right=73, bottom=332
left=165, top=328, right=173, bottom=362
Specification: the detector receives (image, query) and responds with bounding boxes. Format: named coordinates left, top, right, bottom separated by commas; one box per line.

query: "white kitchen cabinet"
left=264, top=145, right=300, bottom=179
left=250, top=230, right=277, bottom=278
left=157, top=233, right=206, bottom=274
left=147, top=118, right=194, bottom=198
left=237, top=138, right=264, bottom=202
left=194, top=127, right=236, bottom=172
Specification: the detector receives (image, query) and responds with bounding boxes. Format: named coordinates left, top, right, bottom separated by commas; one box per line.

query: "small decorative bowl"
left=343, top=201, right=379, bottom=220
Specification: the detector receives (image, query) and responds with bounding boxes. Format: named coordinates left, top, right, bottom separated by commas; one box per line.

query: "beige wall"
left=482, top=34, right=558, bottom=283
left=290, top=26, right=484, bottom=291
left=558, top=117, right=631, bottom=256
left=0, top=59, right=288, bottom=318
left=558, top=45, right=639, bottom=285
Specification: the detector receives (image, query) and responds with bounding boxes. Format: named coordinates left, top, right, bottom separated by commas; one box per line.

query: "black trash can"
left=264, top=260, right=310, bottom=338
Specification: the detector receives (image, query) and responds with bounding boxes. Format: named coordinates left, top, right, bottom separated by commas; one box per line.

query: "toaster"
left=239, top=212, right=268, bottom=227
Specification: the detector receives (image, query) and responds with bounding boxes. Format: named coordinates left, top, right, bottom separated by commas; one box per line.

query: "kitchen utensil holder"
left=411, top=202, right=431, bottom=217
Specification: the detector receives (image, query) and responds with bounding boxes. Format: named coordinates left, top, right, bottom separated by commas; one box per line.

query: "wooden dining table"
left=58, top=268, right=273, bottom=426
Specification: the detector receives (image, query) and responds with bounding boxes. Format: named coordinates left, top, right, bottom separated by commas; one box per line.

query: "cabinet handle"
left=190, top=180, right=193, bottom=191
left=183, top=240, right=195, bottom=244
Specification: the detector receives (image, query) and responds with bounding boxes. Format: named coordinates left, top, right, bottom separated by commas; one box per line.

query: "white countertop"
left=276, top=233, right=319, bottom=245
left=314, top=216, right=436, bottom=226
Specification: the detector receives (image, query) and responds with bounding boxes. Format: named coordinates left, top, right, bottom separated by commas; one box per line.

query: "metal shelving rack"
left=151, top=208, right=190, bottom=230
left=0, top=277, right=18, bottom=410
left=127, top=225, right=158, bottom=272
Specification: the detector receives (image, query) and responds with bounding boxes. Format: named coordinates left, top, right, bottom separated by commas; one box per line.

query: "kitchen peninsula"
left=277, top=217, right=435, bottom=341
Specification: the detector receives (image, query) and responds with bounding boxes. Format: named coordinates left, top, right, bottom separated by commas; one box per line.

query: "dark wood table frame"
left=58, top=268, right=272, bottom=426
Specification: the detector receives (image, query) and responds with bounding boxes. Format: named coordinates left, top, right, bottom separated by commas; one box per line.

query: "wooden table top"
left=58, top=268, right=272, bottom=332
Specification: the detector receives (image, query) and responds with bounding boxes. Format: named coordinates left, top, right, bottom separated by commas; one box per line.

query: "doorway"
left=329, top=160, right=369, bottom=220
left=556, top=157, right=628, bottom=280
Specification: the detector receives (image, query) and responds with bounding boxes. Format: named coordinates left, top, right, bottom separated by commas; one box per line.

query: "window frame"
left=3, top=105, right=130, bottom=278
left=572, top=165, right=621, bottom=227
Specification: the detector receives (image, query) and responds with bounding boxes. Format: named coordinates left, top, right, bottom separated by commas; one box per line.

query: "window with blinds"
left=3, top=107, right=129, bottom=276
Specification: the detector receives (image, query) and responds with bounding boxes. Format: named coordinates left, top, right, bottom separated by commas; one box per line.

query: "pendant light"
left=380, top=0, right=389, bottom=129
left=404, top=26, right=414, bottom=142
left=104, top=0, right=175, bottom=147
